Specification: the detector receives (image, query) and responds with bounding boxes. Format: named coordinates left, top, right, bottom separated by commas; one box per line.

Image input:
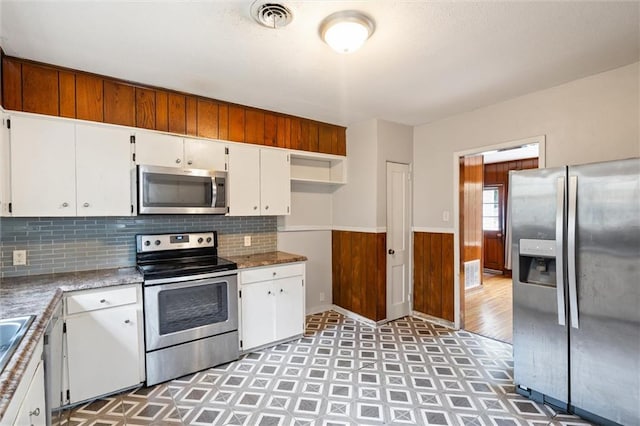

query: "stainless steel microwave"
left=137, top=165, right=227, bottom=214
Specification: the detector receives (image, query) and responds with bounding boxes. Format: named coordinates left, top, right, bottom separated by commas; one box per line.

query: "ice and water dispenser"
left=519, top=239, right=557, bottom=287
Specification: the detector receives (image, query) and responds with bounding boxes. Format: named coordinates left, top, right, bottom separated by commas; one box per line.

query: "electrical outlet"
left=244, top=236, right=251, bottom=247
left=13, top=250, right=27, bottom=266
left=319, top=292, right=326, bottom=302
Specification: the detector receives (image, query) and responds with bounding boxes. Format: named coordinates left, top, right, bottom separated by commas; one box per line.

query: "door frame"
left=386, top=161, right=412, bottom=321
left=452, top=136, right=545, bottom=329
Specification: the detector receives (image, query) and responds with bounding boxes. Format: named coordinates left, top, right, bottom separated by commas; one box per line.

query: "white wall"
left=413, top=62, right=640, bottom=228
left=376, top=120, right=414, bottom=229
left=332, top=119, right=378, bottom=230
left=277, top=230, right=332, bottom=314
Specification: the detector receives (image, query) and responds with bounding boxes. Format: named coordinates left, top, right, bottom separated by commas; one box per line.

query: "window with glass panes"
left=483, top=187, right=500, bottom=231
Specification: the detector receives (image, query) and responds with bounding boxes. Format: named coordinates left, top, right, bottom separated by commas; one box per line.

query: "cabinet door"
left=184, top=138, right=226, bottom=171
left=14, top=361, right=46, bottom=426
left=275, top=276, right=305, bottom=341
left=228, top=144, right=260, bottom=216
left=135, top=131, right=184, bottom=167
left=10, top=115, right=76, bottom=216
left=260, top=149, right=290, bottom=215
left=66, top=305, right=141, bottom=404
left=240, top=281, right=276, bottom=350
left=75, top=124, right=134, bottom=216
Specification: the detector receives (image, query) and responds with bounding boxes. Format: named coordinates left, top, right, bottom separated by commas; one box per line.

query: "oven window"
left=143, top=172, right=213, bottom=207
left=157, top=282, right=228, bottom=335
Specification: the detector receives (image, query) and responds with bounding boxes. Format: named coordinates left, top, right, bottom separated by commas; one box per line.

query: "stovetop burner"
left=136, top=231, right=237, bottom=281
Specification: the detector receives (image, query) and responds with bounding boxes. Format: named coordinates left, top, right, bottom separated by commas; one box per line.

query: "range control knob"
left=206, top=237, right=212, bottom=243
left=154, top=240, right=161, bottom=246
left=144, top=240, right=151, bottom=247
left=198, top=237, right=204, bottom=244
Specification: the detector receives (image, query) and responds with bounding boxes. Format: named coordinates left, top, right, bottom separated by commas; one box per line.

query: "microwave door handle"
left=211, top=177, right=217, bottom=207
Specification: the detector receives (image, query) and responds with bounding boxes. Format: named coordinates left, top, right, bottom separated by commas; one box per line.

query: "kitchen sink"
left=0, top=315, right=35, bottom=374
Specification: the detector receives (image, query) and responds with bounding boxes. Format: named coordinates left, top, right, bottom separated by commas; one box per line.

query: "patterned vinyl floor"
left=54, top=311, right=591, bottom=426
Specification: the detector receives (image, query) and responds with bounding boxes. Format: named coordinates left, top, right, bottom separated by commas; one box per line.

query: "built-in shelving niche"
left=289, top=151, right=346, bottom=188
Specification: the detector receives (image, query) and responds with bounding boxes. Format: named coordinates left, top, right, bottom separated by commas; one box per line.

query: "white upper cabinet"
left=228, top=144, right=261, bottom=216
left=260, top=149, right=290, bottom=216
left=9, top=115, right=134, bottom=217
left=10, top=115, right=77, bottom=216
left=184, top=138, right=227, bottom=171
left=228, top=145, right=290, bottom=216
left=75, top=124, right=134, bottom=216
left=135, top=131, right=227, bottom=171
left=134, top=132, right=184, bottom=167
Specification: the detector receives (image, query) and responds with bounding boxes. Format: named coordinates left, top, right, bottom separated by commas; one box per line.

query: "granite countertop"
left=227, top=251, right=307, bottom=269
left=0, top=251, right=306, bottom=422
left=0, top=268, right=143, bottom=422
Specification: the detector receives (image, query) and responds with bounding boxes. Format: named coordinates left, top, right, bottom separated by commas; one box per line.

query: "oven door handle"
left=144, top=270, right=237, bottom=286
left=145, top=275, right=236, bottom=292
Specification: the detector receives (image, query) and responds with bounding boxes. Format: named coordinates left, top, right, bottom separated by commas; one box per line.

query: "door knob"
left=388, top=249, right=395, bottom=255
left=497, top=233, right=503, bottom=237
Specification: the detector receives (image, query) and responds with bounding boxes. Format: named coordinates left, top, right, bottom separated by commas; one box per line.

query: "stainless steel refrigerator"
left=510, top=157, right=639, bottom=426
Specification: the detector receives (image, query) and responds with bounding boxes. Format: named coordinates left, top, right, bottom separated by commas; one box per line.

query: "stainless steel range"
left=136, top=231, right=239, bottom=386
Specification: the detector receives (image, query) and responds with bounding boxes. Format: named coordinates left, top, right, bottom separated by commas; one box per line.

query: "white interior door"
left=386, top=162, right=411, bottom=321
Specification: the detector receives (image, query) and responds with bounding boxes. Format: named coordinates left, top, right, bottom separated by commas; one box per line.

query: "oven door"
left=144, top=274, right=238, bottom=351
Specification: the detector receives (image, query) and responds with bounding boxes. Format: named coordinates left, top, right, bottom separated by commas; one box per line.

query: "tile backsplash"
left=0, top=215, right=277, bottom=277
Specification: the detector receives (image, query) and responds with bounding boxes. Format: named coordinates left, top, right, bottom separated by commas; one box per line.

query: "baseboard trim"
left=412, top=310, right=456, bottom=329
left=330, top=305, right=378, bottom=327
left=306, top=304, right=335, bottom=316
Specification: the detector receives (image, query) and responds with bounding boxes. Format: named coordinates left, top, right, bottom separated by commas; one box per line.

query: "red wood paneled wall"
left=413, top=232, right=455, bottom=322
left=1, top=54, right=346, bottom=156
left=332, top=231, right=386, bottom=321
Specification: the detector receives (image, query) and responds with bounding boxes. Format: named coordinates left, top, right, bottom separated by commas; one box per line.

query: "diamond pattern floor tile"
left=58, top=310, right=592, bottom=425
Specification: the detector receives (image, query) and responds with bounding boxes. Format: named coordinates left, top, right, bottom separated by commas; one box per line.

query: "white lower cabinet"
left=239, top=263, right=305, bottom=351
left=4, top=338, right=45, bottom=426
left=64, top=285, right=144, bottom=405
left=13, top=361, right=46, bottom=426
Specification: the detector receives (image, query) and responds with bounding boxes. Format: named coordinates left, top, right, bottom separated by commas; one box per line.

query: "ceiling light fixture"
left=320, top=11, right=375, bottom=54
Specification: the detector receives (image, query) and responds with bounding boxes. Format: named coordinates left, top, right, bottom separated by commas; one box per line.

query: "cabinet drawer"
left=241, top=263, right=304, bottom=285
left=66, top=286, right=138, bottom=315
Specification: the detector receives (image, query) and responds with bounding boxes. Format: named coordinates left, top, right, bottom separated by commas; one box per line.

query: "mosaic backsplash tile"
left=0, top=215, right=277, bottom=278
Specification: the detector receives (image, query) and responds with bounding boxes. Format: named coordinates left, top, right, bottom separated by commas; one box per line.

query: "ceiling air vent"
left=251, top=1, right=293, bottom=29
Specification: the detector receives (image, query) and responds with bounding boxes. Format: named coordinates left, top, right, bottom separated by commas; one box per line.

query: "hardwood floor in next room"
left=465, top=273, right=513, bottom=344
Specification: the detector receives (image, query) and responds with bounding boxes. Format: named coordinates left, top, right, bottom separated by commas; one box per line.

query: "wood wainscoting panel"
left=413, top=231, right=454, bottom=321
left=59, top=71, right=76, bottom=118
left=103, top=80, right=135, bottom=126
left=196, top=98, right=219, bottom=139
left=332, top=230, right=386, bottom=322
left=76, top=74, right=104, bottom=122
left=167, top=93, right=186, bottom=134
left=2, top=57, right=22, bottom=111
left=21, top=63, right=59, bottom=116
left=135, top=87, right=156, bottom=130
left=1, top=54, right=347, bottom=156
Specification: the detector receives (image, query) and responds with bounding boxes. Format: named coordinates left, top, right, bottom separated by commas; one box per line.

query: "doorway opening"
left=457, top=140, right=541, bottom=343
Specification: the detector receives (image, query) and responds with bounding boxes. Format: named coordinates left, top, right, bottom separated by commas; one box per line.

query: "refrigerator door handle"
left=555, top=177, right=566, bottom=326
left=568, top=175, right=579, bottom=329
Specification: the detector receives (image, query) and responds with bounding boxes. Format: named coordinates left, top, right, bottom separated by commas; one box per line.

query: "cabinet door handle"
left=265, top=205, right=269, bottom=210
left=83, top=202, right=90, bottom=207
left=29, top=408, right=40, bottom=417
left=388, top=249, right=395, bottom=255
left=124, top=319, right=131, bottom=324
left=62, top=202, right=69, bottom=208
left=100, top=299, right=106, bottom=303
left=253, top=206, right=258, bottom=210
left=267, top=291, right=272, bottom=295
left=272, top=272, right=277, bottom=276
left=176, top=158, right=181, bottom=164
left=187, top=160, right=193, bottom=165
left=280, top=289, right=284, bottom=293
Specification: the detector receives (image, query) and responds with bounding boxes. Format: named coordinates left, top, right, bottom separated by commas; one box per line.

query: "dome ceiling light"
left=319, top=11, right=375, bottom=54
